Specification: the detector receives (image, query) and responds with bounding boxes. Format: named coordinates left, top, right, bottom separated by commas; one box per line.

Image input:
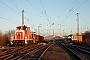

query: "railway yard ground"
left=0, top=41, right=90, bottom=60
left=40, top=43, right=70, bottom=60
left=0, top=43, right=70, bottom=60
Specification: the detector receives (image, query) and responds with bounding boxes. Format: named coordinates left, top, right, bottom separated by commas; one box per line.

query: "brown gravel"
left=41, top=44, right=70, bottom=60
left=0, top=46, right=10, bottom=53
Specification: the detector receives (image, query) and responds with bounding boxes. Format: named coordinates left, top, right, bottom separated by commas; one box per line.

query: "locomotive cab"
left=10, top=10, right=34, bottom=46
left=12, top=25, right=33, bottom=46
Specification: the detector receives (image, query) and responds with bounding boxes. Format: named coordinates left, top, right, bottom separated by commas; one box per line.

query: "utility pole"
left=58, top=24, right=61, bottom=35
left=71, top=28, right=72, bottom=34
left=35, top=29, right=37, bottom=34
left=38, top=26, right=39, bottom=35
left=22, top=10, right=24, bottom=26
left=63, top=29, right=64, bottom=36
left=38, top=24, right=42, bottom=35
left=53, top=29, right=54, bottom=36
left=76, top=13, right=79, bottom=35
left=53, top=29, right=55, bottom=44
left=60, top=24, right=61, bottom=35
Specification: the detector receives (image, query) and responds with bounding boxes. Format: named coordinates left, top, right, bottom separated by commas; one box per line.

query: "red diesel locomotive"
left=10, top=10, right=44, bottom=46
left=10, top=25, right=44, bottom=46
left=11, top=25, right=33, bottom=46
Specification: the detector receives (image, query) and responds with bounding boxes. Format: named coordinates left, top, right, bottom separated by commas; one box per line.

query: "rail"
left=0, top=44, right=49, bottom=60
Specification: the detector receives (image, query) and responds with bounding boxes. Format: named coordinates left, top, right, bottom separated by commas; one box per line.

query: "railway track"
left=0, top=44, right=50, bottom=60
left=58, top=41, right=90, bottom=60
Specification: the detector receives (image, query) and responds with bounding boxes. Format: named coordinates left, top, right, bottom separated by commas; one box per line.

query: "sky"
left=0, top=0, right=90, bottom=36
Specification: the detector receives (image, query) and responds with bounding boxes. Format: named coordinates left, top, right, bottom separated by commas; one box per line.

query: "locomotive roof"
left=16, top=25, right=28, bottom=29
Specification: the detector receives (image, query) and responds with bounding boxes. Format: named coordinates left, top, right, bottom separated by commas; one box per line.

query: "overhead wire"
left=62, top=0, right=87, bottom=22
left=80, top=14, right=90, bottom=25
left=0, top=1, right=20, bottom=24
left=61, top=0, right=76, bottom=22
left=10, top=0, right=36, bottom=26
left=70, top=0, right=77, bottom=12
left=0, top=16, right=19, bottom=24
left=23, top=10, right=39, bottom=28
left=10, top=0, right=29, bottom=22
left=26, top=0, right=44, bottom=16
left=30, top=0, right=48, bottom=29
left=27, top=0, right=54, bottom=29
left=39, top=0, right=54, bottom=28
left=40, top=0, right=50, bottom=22
left=0, top=0, right=21, bottom=16
left=1, top=0, right=31, bottom=24
left=26, top=0, right=51, bottom=24
left=69, top=0, right=83, bottom=13
left=11, top=0, right=21, bottom=13
left=12, top=0, right=40, bottom=26
left=73, top=0, right=87, bottom=12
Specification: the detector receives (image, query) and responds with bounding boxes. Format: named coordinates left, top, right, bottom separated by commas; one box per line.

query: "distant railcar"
left=71, top=34, right=90, bottom=46
left=32, top=34, right=44, bottom=43
left=71, top=34, right=84, bottom=43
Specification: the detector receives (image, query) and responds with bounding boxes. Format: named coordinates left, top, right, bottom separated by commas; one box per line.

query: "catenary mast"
left=76, top=13, right=79, bottom=34
left=22, top=10, right=24, bottom=26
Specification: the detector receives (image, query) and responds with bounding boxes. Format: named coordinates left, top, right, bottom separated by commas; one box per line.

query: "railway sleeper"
left=10, top=56, right=21, bottom=60
left=0, top=54, right=12, bottom=59
left=0, top=51, right=8, bottom=56
left=4, top=54, right=14, bottom=60
left=24, top=46, right=48, bottom=58
left=60, top=43, right=82, bottom=60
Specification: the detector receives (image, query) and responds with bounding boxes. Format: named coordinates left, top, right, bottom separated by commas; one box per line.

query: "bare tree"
left=3, top=30, right=15, bottom=44
left=0, top=31, right=5, bottom=45
left=84, top=30, right=90, bottom=34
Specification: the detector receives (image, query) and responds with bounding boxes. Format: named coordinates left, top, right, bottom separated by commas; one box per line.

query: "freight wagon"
left=32, top=34, right=44, bottom=43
